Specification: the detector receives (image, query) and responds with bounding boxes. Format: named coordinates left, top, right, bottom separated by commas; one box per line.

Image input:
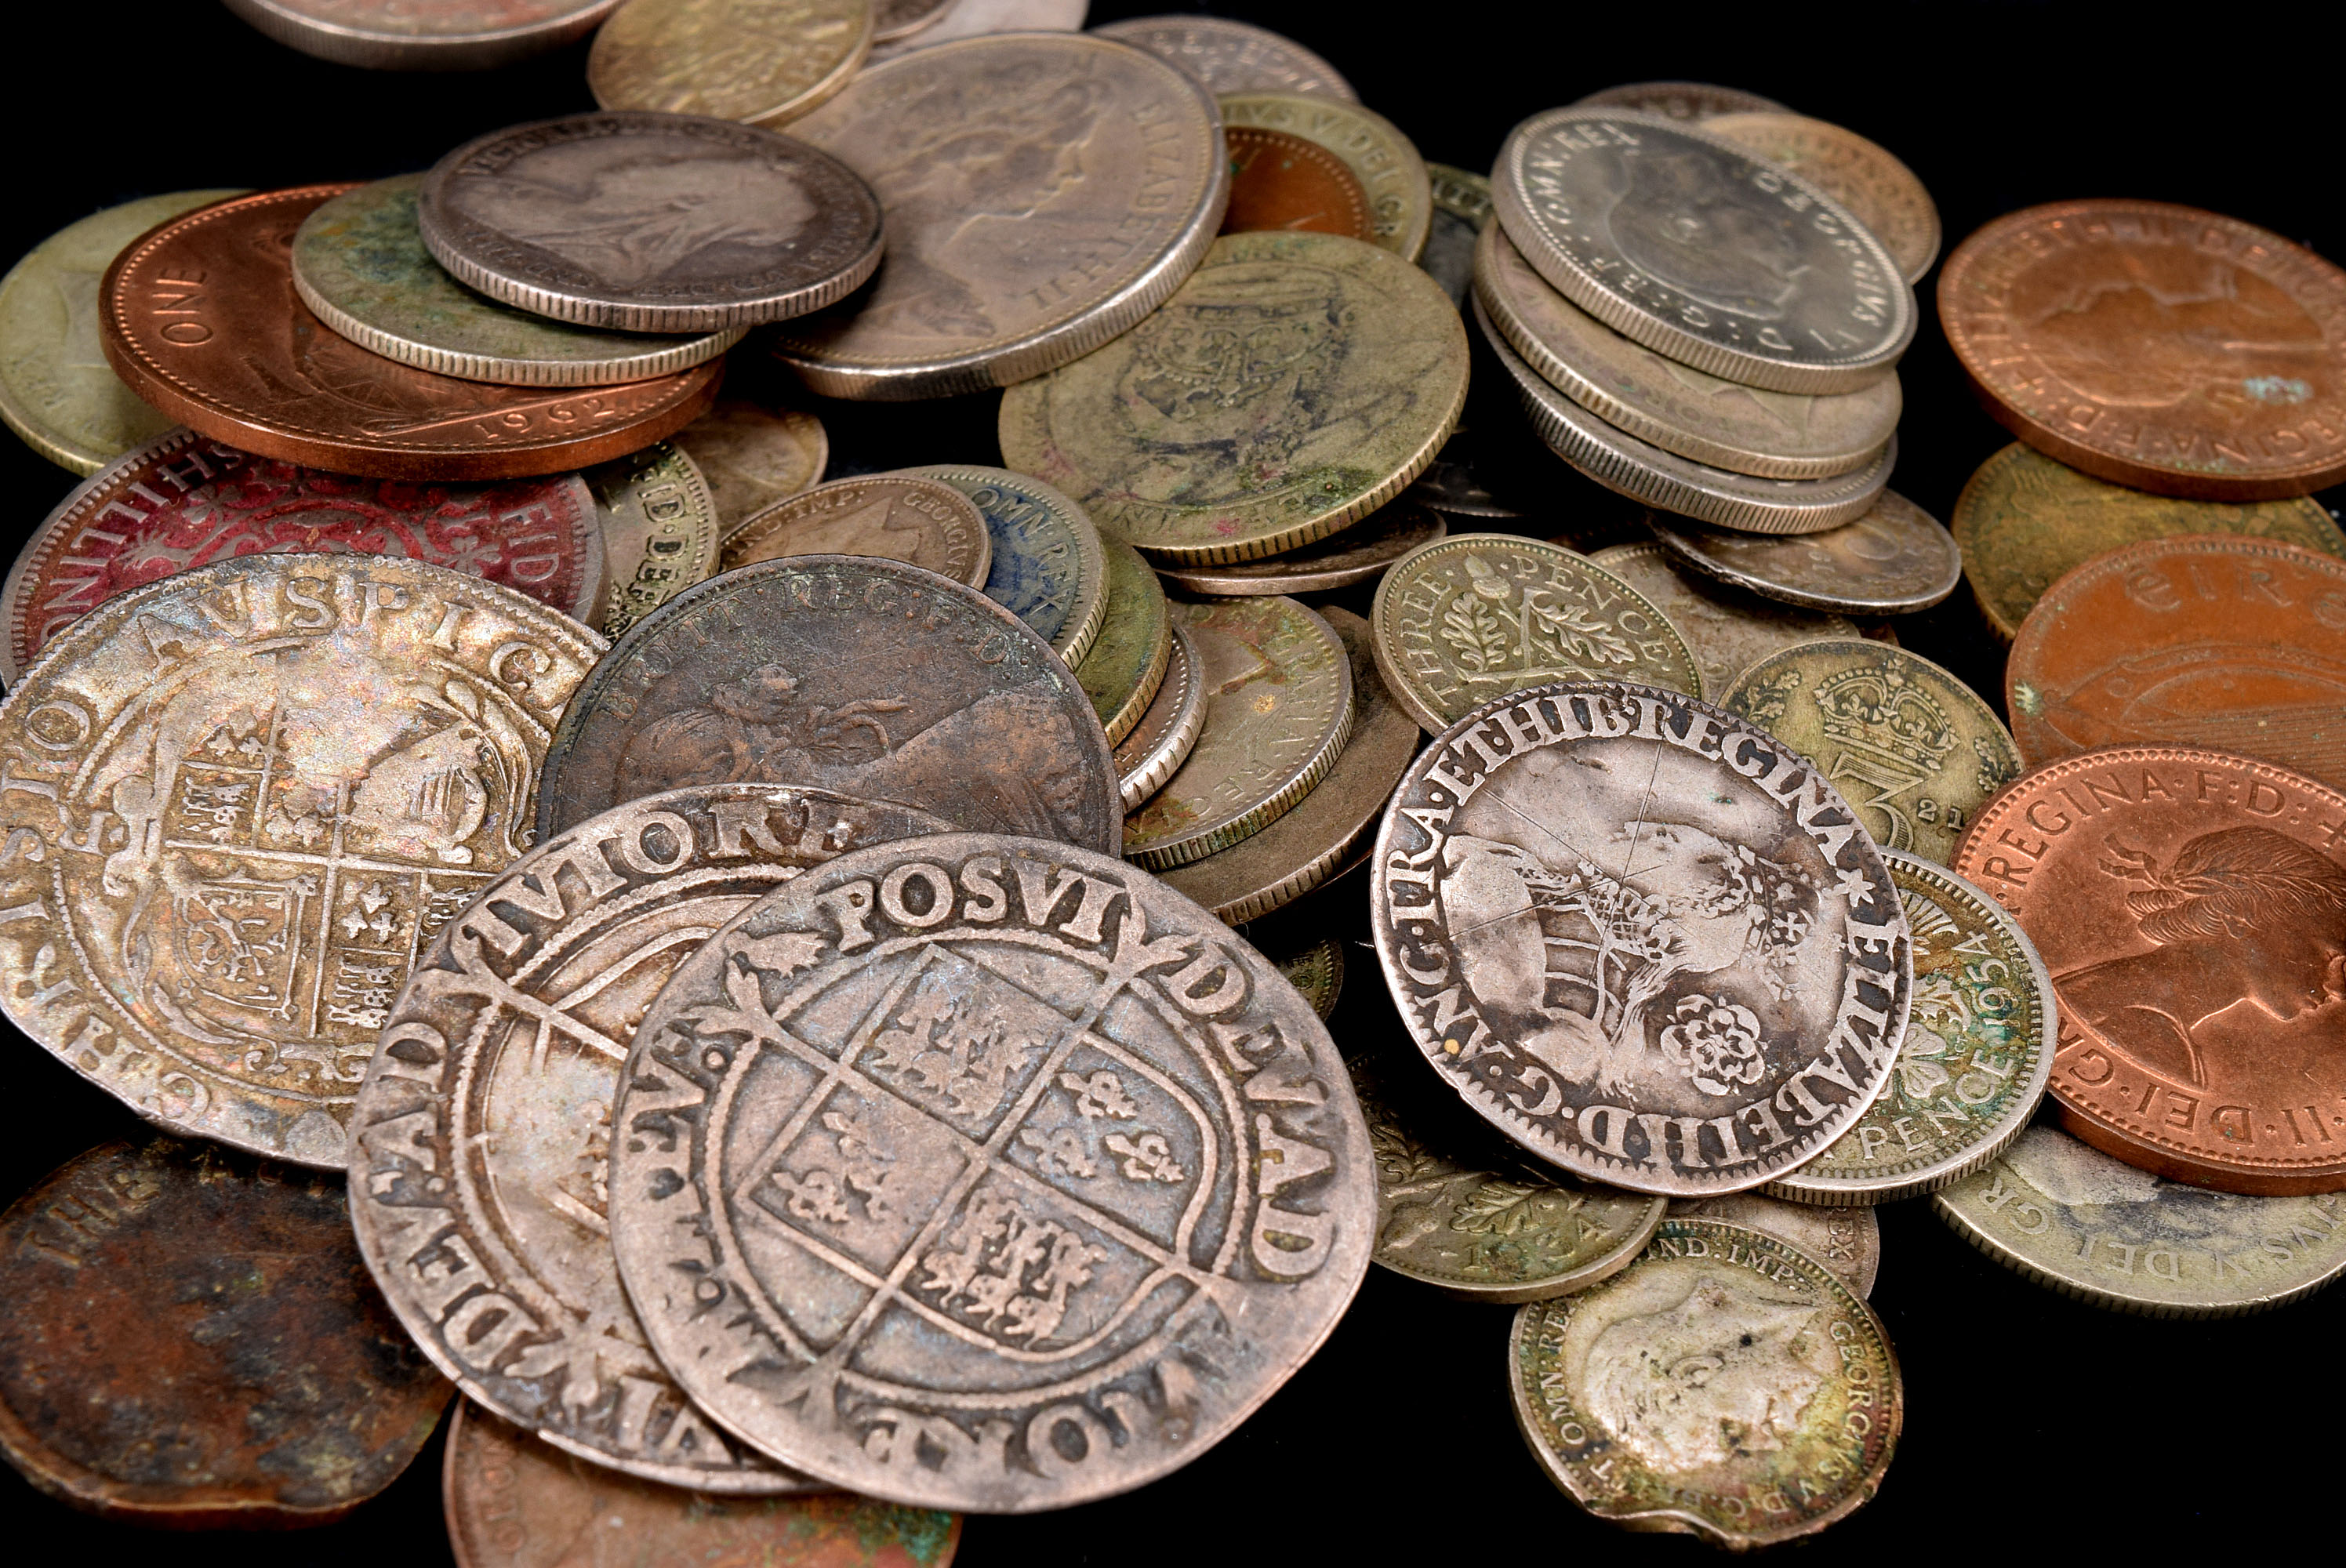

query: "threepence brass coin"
left=538, top=555, right=1120, bottom=851
left=1705, top=112, right=1941, bottom=285
left=1372, top=681, right=1913, bottom=1196
left=1934, top=1125, right=2346, bottom=1318
left=1371, top=532, right=1701, bottom=735
left=588, top=0, right=873, bottom=127
left=583, top=440, right=719, bottom=638
left=351, top=786, right=953, bottom=1491
left=1075, top=533, right=1172, bottom=745
left=1475, top=223, right=1901, bottom=481
left=605, top=832, right=1376, bottom=1510
left=1589, top=541, right=1858, bottom=697
left=1510, top=1218, right=1900, bottom=1547
left=1770, top=851, right=2054, bottom=1203
left=2006, top=535, right=2346, bottom=791
left=1952, top=442, right=2346, bottom=642
left=444, top=1403, right=964, bottom=1568
left=0, top=554, right=603, bottom=1165
left=1272, top=933, right=1346, bottom=1018
left=1124, top=596, right=1354, bottom=871
left=1572, top=81, right=1792, bottom=120
left=1667, top=1193, right=1879, bottom=1297
left=1002, top=231, right=1467, bottom=563
left=871, top=0, right=955, bottom=43
left=1355, top=1050, right=1665, bottom=1303
left=1419, top=162, right=1491, bottom=310
left=0, top=1138, right=451, bottom=1526
left=1091, top=14, right=1356, bottom=99
left=672, top=397, right=829, bottom=534
left=866, top=0, right=1085, bottom=62
left=1113, top=621, right=1205, bottom=810
left=1494, top=108, right=1914, bottom=394
left=1162, top=605, right=1422, bottom=923
left=221, top=0, right=618, bottom=68
left=0, top=428, right=606, bottom=684
left=0, top=190, right=242, bottom=475
left=1221, top=126, right=1375, bottom=243
left=1646, top=490, right=1963, bottom=615
left=292, top=176, right=743, bottom=386
left=902, top=464, right=1109, bottom=667
left=775, top=33, right=1226, bottom=398
left=101, top=187, right=722, bottom=481
left=719, top=474, right=991, bottom=588
left=1156, top=501, right=1446, bottom=597
left=1218, top=93, right=1433, bottom=263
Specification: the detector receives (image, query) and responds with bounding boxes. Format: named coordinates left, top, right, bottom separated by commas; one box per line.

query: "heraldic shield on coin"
left=0, top=554, right=603, bottom=1167
left=1371, top=682, right=1913, bottom=1196
left=604, top=833, right=1375, bottom=1511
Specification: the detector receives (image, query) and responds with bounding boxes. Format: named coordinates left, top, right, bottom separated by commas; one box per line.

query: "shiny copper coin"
left=1222, top=125, right=1375, bottom=241
left=2006, top=535, right=2346, bottom=791
left=100, top=187, right=720, bottom=481
left=1952, top=745, right=2346, bottom=1194
left=1940, top=200, right=2346, bottom=500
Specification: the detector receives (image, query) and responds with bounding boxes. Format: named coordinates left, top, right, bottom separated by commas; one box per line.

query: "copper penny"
left=1222, top=125, right=1375, bottom=241
left=2006, top=535, right=2346, bottom=792
left=1939, top=200, right=2346, bottom=500
left=0, top=1138, right=451, bottom=1526
left=1952, top=745, right=2346, bottom=1194
left=100, top=187, right=720, bottom=482
left=719, top=474, right=993, bottom=588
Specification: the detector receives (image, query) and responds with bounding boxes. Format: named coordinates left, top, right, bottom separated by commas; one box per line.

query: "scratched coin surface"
left=1220, top=126, right=1375, bottom=243
left=902, top=464, right=1109, bottom=667
left=1665, top=1193, right=1878, bottom=1297
left=1934, top=1124, right=2346, bottom=1317
left=1646, top=491, right=1962, bottom=615
left=1218, top=94, right=1432, bottom=263
left=1705, top=113, right=1941, bottom=284
left=220, top=0, right=618, bottom=67
left=1371, top=532, right=1701, bottom=735
left=0, top=427, right=605, bottom=685
left=586, top=0, right=873, bottom=128
left=1113, top=622, right=1204, bottom=812
left=1371, top=681, right=1914, bottom=1196
left=719, top=474, right=991, bottom=588
left=539, top=556, right=1119, bottom=853
left=0, top=1138, right=451, bottom=1526
left=0, top=554, right=603, bottom=1166
left=350, top=786, right=953, bottom=1491
left=1419, top=162, right=1491, bottom=310
left=1572, top=82, right=1793, bottom=120
left=1723, top=639, right=2021, bottom=865
left=1091, top=15, right=1355, bottom=99
left=1156, top=501, right=1446, bottom=598
left=671, top=397, right=830, bottom=534
left=604, top=832, right=1376, bottom=1510
left=1074, top=534, right=1171, bottom=746
left=1951, top=745, right=2346, bottom=1196
left=1588, top=541, right=1857, bottom=697
left=1510, top=1218, right=1899, bottom=1547
left=999, top=230, right=1468, bottom=564
left=2006, top=535, right=2346, bottom=792
left=585, top=440, right=721, bottom=638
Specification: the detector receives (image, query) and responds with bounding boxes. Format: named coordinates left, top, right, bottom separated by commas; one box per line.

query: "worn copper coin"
left=1952, top=746, right=2346, bottom=1195
left=1572, top=82, right=1792, bottom=120
left=1510, top=1218, right=1899, bottom=1547
left=1705, top=112, right=1941, bottom=285
left=1419, top=162, right=1491, bottom=310
left=1647, top=490, right=1962, bottom=615
left=585, top=439, right=721, bottom=638
left=445, top=1403, right=963, bottom=1568
left=1934, top=1123, right=2346, bottom=1317
left=1952, top=442, right=2346, bottom=643
left=720, top=474, right=992, bottom=588
left=871, top=0, right=955, bottom=42
left=605, top=832, right=1376, bottom=1510
left=222, top=0, right=618, bottom=67
left=1091, top=15, right=1356, bottom=99
left=1124, top=596, right=1355, bottom=871
left=1074, top=533, right=1171, bottom=746
left=100, top=187, right=720, bottom=481
left=1371, top=532, right=1702, bottom=734
left=2006, top=535, right=2346, bottom=791
left=1666, top=1193, right=1878, bottom=1297
left=539, top=555, right=1119, bottom=852
left=1589, top=541, right=1858, bottom=697
left=672, top=397, right=830, bottom=535
left=1218, top=94, right=1433, bottom=263
left=0, top=427, right=605, bottom=684
left=901, top=464, right=1109, bottom=667
left=587, top=0, right=873, bottom=128
left=1156, top=501, right=1445, bottom=597
left=1221, top=126, right=1375, bottom=242
left=351, top=786, right=952, bottom=1491
left=1372, top=681, right=1914, bottom=1196
left=1940, top=200, right=2346, bottom=500
left=0, top=1138, right=451, bottom=1525
left=1271, top=933, right=1346, bottom=1018
left=0, top=554, right=603, bottom=1164
left=1113, top=621, right=1204, bottom=811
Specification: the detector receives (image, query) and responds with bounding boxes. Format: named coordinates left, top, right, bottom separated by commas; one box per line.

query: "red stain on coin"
left=1222, top=127, right=1375, bottom=241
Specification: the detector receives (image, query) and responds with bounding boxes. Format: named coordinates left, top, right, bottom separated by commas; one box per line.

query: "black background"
left=4, top=1, right=2341, bottom=1561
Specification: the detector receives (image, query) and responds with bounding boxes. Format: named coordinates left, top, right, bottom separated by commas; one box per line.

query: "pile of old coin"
left=0, top=4, right=2341, bottom=1556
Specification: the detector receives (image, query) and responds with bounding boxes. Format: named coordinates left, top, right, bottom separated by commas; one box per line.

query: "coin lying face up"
left=1667, top=1192, right=1879, bottom=1297
left=221, top=0, right=619, bottom=69
left=1091, top=14, right=1356, bottom=100
left=899, top=463, right=1110, bottom=668
left=1218, top=93, right=1433, bottom=262
left=1705, top=112, right=1942, bottom=284
left=719, top=474, right=992, bottom=588
left=584, top=440, right=721, bottom=637
left=670, top=398, right=830, bottom=534
left=1644, top=490, right=1963, bottom=615
left=587, top=0, right=873, bottom=128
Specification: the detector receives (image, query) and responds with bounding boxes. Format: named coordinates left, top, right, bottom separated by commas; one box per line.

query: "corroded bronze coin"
left=1952, top=746, right=2346, bottom=1195
left=0, top=427, right=606, bottom=684
left=1218, top=93, right=1432, bottom=262
left=1939, top=200, right=2346, bottom=500
left=101, top=187, right=721, bottom=481
left=1221, top=125, right=1375, bottom=242
left=1091, top=15, right=1356, bottom=99
left=1000, top=231, right=1468, bottom=564
left=605, top=832, right=1377, bottom=1510
left=538, top=556, right=1120, bottom=851
left=1572, top=81, right=1792, bottom=119
left=719, top=474, right=992, bottom=587
left=0, top=554, right=603, bottom=1166
left=1272, top=933, right=1346, bottom=1018
left=1113, top=621, right=1205, bottom=811
left=1510, top=1218, right=1900, bottom=1547
left=1705, top=112, right=1941, bottom=284
left=586, top=440, right=720, bottom=638
left=2006, top=535, right=2346, bottom=791
left=587, top=0, right=873, bottom=128
left=0, top=1138, right=451, bottom=1525
left=1074, top=534, right=1172, bottom=746
left=1156, top=502, right=1446, bottom=597
left=1646, top=490, right=1963, bottom=615
left=1952, top=442, right=2346, bottom=642
left=672, top=397, right=830, bottom=534
left=1666, top=1193, right=1879, bottom=1298
left=221, top=0, right=617, bottom=68
left=902, top=464, right=1109, bottom=668
left=1371, top=681, right=1913, bottom=1196
left=1589, top=541, right=1858, bottom=697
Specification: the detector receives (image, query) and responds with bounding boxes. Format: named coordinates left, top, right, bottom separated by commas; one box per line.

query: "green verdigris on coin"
left=902, top=464, right=1109, bottom=668
left=1075, top=534, right=1172, bottom=746
left=586, top=441, right=720, bottom=637
left=1589, top=541, right=1858, bottom=697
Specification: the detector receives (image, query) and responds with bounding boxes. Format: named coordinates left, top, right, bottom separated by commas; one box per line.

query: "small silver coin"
left=222, top=0, right=618, bottom=69
left=1645, top=493, right=1963, bottom=613
left=1091, top=15, right=1355, bottom=99
left=1113, top=621, right=1206, bottom=811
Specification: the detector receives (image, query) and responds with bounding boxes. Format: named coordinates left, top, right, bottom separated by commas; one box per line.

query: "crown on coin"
left=1812, top=664, right=1958, bottom=774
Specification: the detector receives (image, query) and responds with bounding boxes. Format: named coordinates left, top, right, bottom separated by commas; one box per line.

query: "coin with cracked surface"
left=1074, top=534, right=1171, bottom=746
left=1705, top=112, right=1941, bottom=284
left=1091, top=15, right=1354, bottom=98
left=1645, top=491, right=1962, bottom=615
left=0, top=554, right=604, bottom=1166
left=585, top=441, right=720, bottom=637
left=720, top=474, right=991, bottom=588
left=672, top=398, right=830, bottom=534
left=1156, top=502, right=1445, bottom=597
left=1572, top=81, right=1792, bottom=119
left=589, top=0, right=872, bottom=126
left=1371, top=681, right=1913, bottom=1196
left=222, top=0, right=618, bottom=67
left=1666, top=1193, right=1878, bottom=1297
left=1589, top=541, right=1857, bottom=697
left=1218, top=94, right=1431, bottom=262
left=902, top=464, right=1109, bottom=667
left=1113, top=622, right=1204, bottom=811
left=351, top=786, right=952, bottom=1491
left=605, top=832, right=1375, bottom=1510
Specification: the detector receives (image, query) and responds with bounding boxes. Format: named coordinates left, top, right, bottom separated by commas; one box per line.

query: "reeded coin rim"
left=1078, top=535, right=1173, bottom=747
left=897, top=463, right=1110, bottom=668
left=1114, top=621, right=1206, bottom=810
left=1703, top=111, right=1943, bottom=285
left=717, top=474, right=993, bottom=588
left=221, top=0, right=619, bottom=69
left=1643, top=494, right=1963, bottom=614
left=1153, top=503, right=1447, bottom=597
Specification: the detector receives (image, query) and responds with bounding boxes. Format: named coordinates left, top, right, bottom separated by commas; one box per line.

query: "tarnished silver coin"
left=866, top=0, right=1087, bottom=62
left=1667, top=1193, right=1879, bottom=1297
left=221, top=0, right=619, bottom=69
left=899, top=465, right=1109, bottom=669
left=1647, top=492, right=1963, bottom=614
left=1589, top=541, right=1858, bottom=697
left=585, top=441, right=721, bottom=638
left=350, top=786, right=960, bottom=1492
left=604, top=832, right=1375, bottom=1510
left=1371, top=681, right=1912, bottom=1196
left=1091, top=15, right=1355, bottom=99
left=873, top=0, right=956, bottom=42
left=1572, top=82, right=1793, bottom=120
left=419, top=113, right=885, bottom=332
left=1154, top=503, right=1446, bottom=598
left=1112, top=622, right=1204, bottom=811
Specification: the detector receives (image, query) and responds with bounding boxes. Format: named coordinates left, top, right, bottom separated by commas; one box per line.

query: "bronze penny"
left=1113, top=620, right=1206, bottom=811
left=100, top=187, right=720, bottom=481
left=1222, top=125, right=1375, bottom=241
left=720, top=474, right=992, bottom=588
left=1940, top=200, right=2346, bottom=500
left=1952, top=745, right=2346, bottom=1195
left=1154, top=501, right=1447, bottom=598
left=0, top=1138, right=451, bottom=1526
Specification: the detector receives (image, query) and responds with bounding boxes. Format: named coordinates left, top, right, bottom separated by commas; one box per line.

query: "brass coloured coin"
left=1645, top=490, right=1963, bottom=614
left=1705, top=111, right=1942, bottom=284
left=902, top=463, right=1110, bottom=667
left=671, top=397, right=830, bottom=535
left=584, top=440, right=721, bottom=638
left=1074, top=533, right=1173, bottom=746
left=587, top=0, right=874, bottom=127
left=1218, top=93, right=1433, bottom=262
left=1589, top=540, right=1858, bottom=697
left=1154, top=501, right=1446, bottom=597
left=720, top=474, right=992, bottom=588
left=1113, top=621, right=1205, bottom=811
